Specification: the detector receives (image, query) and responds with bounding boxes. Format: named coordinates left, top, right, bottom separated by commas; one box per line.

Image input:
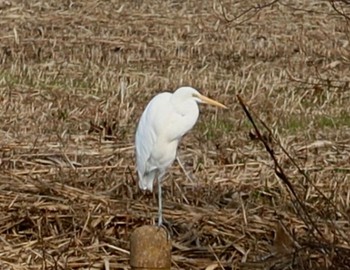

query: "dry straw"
left=0, top=0, right=349, bottom=269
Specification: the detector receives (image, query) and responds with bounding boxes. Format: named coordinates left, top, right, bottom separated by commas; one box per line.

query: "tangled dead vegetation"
left=0, top=0, right=349, bottom=269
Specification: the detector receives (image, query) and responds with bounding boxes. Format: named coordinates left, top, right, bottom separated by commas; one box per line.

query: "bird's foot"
left=157, top=217, right=172, bottom=241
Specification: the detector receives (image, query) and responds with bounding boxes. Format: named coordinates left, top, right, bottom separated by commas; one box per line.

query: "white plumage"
left=135, top=86, right=226, bottom=225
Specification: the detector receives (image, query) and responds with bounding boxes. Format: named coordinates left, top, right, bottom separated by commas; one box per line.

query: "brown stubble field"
left=0, top=0, right=349, bottom=269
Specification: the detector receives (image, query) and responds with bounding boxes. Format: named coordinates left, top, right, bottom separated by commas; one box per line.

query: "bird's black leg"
left=157, top=176, right=163, bottom=226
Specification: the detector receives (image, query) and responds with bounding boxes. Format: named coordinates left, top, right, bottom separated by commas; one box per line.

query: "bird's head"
left=174, top=86, right=227, bottom=109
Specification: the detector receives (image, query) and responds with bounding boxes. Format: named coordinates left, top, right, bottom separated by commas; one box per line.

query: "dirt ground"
left=0, top=0, right=349, bottom=269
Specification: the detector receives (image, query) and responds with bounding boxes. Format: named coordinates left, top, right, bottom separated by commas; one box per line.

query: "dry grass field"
left=0, top=0, right=349, bottom=269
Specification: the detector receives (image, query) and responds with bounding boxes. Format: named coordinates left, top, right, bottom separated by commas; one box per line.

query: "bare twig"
left=219, top=0, right=280, bottom=25
left=236, top=94, right=326, bottom=241
left=330, top=0, right=350, bottom=21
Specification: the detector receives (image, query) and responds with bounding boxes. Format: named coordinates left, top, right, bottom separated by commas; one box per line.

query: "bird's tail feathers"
left=138, top=170, right=156, bottom=192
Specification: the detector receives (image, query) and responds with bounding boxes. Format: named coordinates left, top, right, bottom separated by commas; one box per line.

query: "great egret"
left=135, top=86, right=227, bottom=226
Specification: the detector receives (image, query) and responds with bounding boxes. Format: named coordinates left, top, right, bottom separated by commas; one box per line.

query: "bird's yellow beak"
left=195, top=94, right=227, bottom=109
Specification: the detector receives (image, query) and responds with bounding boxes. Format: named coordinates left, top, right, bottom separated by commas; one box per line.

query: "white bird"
left=135, top=86, right=227, bottom=226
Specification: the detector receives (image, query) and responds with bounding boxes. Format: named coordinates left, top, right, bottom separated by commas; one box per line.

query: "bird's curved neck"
left=171, top=96, right=194, bottom=115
